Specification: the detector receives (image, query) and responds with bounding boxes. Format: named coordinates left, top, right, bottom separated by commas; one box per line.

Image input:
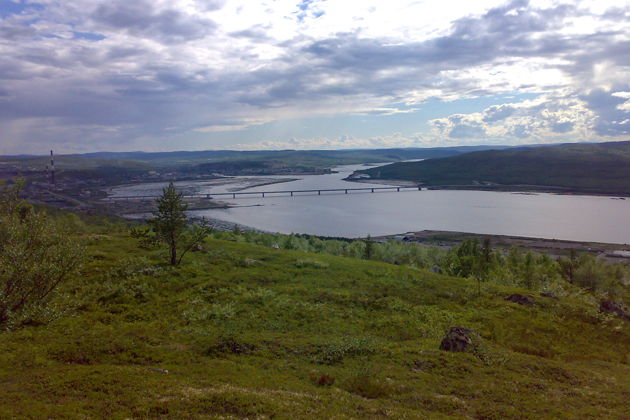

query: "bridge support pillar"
left=233, top=193, right=236, bottom=199
left=371, top=188, right=374, bottom=193
left=262, top=192, right=265, bottom=197
left=397, top=187, right=400, bottom=192
left=345, top=189, right=348, bottom=194
left=291, top=192, right=293, bottom=196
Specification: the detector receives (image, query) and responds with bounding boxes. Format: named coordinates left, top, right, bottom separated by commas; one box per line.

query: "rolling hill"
left=355, top=141, right=630, bottom=195
left=1, top=146, right=508, bottom=170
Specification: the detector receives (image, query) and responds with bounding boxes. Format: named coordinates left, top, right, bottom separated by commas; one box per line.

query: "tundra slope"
left=1, top=221, right=629, bottom=419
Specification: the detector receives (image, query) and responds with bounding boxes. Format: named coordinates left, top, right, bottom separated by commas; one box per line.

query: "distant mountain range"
left=354, top=141, right=630, bottom=195
left=1, top=145, right=511, bottom=170
left=1, top=145, right=507, bottom=167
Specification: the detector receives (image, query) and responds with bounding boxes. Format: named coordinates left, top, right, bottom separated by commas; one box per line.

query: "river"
left=110, top=164, right=630, bottom=244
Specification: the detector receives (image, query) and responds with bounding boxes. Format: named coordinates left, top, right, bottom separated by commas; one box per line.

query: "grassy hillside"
left=357, top=141, right=630, bottom=195
left=1, top=224, right=629, bottom=418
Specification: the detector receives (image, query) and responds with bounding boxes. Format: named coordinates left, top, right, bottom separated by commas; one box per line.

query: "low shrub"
left=316, top=336, right=377, bottom=364
left=295, top=258, right=329, bottom=269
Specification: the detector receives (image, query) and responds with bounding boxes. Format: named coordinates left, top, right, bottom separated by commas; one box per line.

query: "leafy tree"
left=0, top=179, right=83, bottom=328
left=135, top=182, right=212, bottom=265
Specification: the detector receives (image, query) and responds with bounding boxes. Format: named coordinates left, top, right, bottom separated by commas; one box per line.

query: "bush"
left=0, top=180, right=84, bottom=329
left=295, top=258, right=329, bottom=269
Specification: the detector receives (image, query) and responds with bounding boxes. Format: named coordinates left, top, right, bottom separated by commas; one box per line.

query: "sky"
left=0, top=0, right=629, bottom=154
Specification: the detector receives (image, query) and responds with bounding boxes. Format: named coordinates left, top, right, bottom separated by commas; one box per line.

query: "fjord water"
left=112, top=164, right=630, bottom=244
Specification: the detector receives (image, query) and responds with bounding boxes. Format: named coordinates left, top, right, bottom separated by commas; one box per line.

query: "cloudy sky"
left=1, top=0, right=629, bottom=154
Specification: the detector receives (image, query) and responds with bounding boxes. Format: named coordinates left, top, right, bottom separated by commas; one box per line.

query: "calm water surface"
left=111, top=164, right=630, bottom=244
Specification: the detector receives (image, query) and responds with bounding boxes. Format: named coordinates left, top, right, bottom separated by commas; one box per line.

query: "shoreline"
left=344, top=177, right=630, bottom=198
left=375, top=229, right=630, bottom=262
left=117, top=205, right=630, bottom=261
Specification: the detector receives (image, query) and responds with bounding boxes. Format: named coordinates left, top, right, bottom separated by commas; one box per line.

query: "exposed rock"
left=439, top=327, right=474, bottom=352
left=600, top=301, right=630, bottom=321
left=540, top=292, right=559, bottom=299
left=505, top=293, right=535, bottom=306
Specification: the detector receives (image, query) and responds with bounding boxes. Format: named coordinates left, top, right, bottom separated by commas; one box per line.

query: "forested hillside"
left=356, top=141, right=630, bottom=195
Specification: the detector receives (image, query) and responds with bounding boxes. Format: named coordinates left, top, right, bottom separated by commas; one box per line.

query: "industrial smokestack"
left=50, top=150, right=55, bottom=184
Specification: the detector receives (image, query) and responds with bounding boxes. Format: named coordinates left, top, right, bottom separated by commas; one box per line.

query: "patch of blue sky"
left=0, top=0, right=44, bottom=19
left=298, top=0, right=315, bottom=11
left=73, top=31, right=105, bottom=41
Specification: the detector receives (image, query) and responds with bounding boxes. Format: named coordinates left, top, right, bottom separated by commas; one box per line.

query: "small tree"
left=140, top=182, right=212, bottom=265
left=0, top=179, right=83, bottom=328
left=364, top=234, right=374, bottom=260
left=558, top=249, right=578, bottom=283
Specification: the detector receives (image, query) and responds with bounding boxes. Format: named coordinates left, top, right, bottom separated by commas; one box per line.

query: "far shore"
left=345, top=177, right=630, bottom=198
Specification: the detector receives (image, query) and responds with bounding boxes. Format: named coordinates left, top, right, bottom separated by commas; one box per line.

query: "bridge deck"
left=106, top=185, right=421, bottom=200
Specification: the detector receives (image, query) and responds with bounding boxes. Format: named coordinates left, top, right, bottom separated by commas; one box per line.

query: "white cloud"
left=0, top=0, right=629, bottom=153
left=428, top=93, right=600, bottom=144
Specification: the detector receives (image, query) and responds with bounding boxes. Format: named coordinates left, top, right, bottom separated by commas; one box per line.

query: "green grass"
left=1, top=229, right=629, bottom=419
left=359, top=141, right=630, bottom=195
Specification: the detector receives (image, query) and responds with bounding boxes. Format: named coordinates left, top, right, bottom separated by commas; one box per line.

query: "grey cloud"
left=196, top=0, right=227, bottom=12
left=92, top=0, right=216, bottom=43
left=483, top=105, right=515, bottom=122
left=510, top=124, right=531, bottom=138
left=105, top=46, right=147, bottom=60
left=581, top=88, right=630, bottom=136
left=1, top=0, right=629, bottom=153
left=229, top=25, right=272, bottom=41
left=302, top=0, right=579, bottom=72
left=293, top=1, right=597, bottom=104
left=0, top=58, right=33, bottom=80
left=0, top=22, right=37, bottom=40
left=449, top=123, right=486, bottom=139
left=550, top=121, right=573, bottom=133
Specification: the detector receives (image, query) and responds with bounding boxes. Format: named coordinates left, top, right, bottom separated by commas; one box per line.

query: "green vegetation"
left=1, top=208, right=629, bottom=418
left=358, top=141, right=630, bottom=195
left=132, top=183, right=212, bottom=265
left=0, top=180, right=84, bottom=328
left=214, top=231, right=629, bottom=299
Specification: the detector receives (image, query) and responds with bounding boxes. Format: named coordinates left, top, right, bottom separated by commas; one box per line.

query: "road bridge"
left=106, top=185, right=422, bottom=200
